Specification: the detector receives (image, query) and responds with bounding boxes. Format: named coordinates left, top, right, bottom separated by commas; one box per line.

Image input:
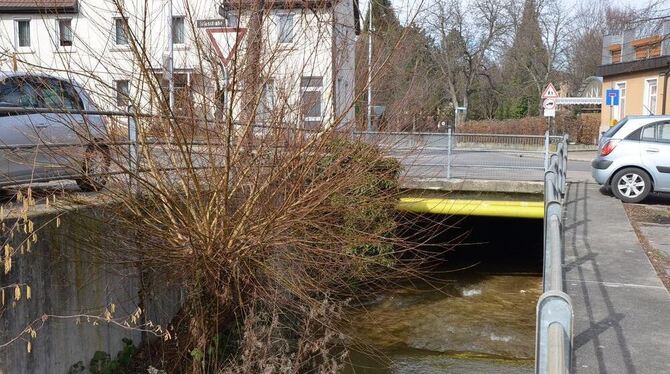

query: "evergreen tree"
left=363, top=0, right=401, bottom=33
left=498, top=0, right=549, bottom=118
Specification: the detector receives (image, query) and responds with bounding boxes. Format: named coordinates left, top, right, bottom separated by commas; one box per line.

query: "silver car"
left=0, top=72, right=110, bottom=191
left=592, top=115, right=670, bottom=203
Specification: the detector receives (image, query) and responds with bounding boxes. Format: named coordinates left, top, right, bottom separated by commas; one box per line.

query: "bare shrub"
left=1, top=1, right=442, bottom=372
left=458, top=113, right=601, bottom=144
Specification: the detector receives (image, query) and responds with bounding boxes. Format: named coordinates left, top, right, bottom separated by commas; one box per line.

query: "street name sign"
left=197, top=19, right=227, bottom=28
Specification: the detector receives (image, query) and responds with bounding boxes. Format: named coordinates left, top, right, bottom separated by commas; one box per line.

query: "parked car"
left=0, top=71, right=110, bottom=191
left=592, top=115, right=670, bottom=203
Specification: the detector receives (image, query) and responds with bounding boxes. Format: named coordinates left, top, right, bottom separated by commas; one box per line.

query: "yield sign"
left=206, top=27, right=247, bottom=66
left=541, top=82, right=559, bottom=99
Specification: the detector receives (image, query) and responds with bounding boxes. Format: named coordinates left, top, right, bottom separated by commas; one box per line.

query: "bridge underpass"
left=375, top=131, right=670, bottom=374
left=360, top=131, right=572, bottom=374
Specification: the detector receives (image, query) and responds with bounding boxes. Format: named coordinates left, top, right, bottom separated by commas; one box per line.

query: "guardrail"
left=536, top=133, right=573, bottom=374
left=355, top=130, right=564, bottom=181
left=0, top=106, right=321, bottom=189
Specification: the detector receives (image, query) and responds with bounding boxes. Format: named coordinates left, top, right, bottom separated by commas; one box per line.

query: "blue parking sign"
left=606, top=89, right=620, bottom=106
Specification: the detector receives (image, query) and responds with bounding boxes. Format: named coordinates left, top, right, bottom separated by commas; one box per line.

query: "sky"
left=359, top=0, right=670, bottom=26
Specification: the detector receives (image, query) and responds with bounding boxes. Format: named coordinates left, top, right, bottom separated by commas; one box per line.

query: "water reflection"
left=344, top=214, right=544, bottom=373
left=345, top=274, right=540, bottom=373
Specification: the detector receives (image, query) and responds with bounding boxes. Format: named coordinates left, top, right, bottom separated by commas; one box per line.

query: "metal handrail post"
left=544, top=131, right=550, bottom=171
left=556, top=143, right=564, bottom=194
left=547, top=322, right=566, bottom=374
left=128, top=105, right=138, bottom=191
left=562, top=135, right=569, bottom=195
left=446, top=128, right=452, bottom=179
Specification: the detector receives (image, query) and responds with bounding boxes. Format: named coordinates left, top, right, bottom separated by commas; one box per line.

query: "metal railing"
left=535, top=134, right=573, bottom=374
left=356, top=130, right=564, bottom=182
left=0, top=105, right=237, bottom=189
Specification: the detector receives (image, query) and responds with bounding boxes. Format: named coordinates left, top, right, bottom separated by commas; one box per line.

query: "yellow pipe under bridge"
left=397, top=197, right=544, bottom=219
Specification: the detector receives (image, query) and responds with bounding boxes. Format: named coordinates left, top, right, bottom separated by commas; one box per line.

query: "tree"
left=356, top=0, right=444, bottom=131
left=498, top=0, right=549, bottom=118
left=430, top=0, right=509, bottom=121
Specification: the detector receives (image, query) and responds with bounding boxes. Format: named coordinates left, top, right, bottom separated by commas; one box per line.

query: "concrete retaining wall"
left=0, top=208, right=180, bottom=374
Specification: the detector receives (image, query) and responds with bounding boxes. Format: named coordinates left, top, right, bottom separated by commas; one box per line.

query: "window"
left=300, top=76, right=322, bottom=129
left=115, top=80, right=130, bottom=107
left=644, top=79, right=658, bottom=115
left=159, top=73, right=192, bottom=112
left=115, top=18, right=128, bottom=45
left=256, top=79, right=275, bottom=123
left=0, top=78, right=39, bottom=107
left=615, top=82, right=626, bottom=121
left=58, top=19, right=73, bottom=47
left=172, top=16, right=185, bottom=44
left=226, top=13, right=239, bottom=27
left=33, top=78, right=82, bottom=110
left=16, top=20, right=31, bottom=48
left=657, top=123, right=670, bottom=143
left=277, top=13, right=294, bottom=44
left=642, top=125, right=656, bottom=141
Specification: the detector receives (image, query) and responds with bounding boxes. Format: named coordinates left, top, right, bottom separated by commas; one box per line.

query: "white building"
left=0, top=0, right=360, bottom=129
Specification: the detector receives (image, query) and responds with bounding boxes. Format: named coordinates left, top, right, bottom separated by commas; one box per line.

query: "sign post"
left=605, top=89, right=620, bottom=127
left=542, top=83, right=559, bottom=134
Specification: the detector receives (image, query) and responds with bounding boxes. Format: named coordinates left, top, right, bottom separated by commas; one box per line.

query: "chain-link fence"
left=355, top=130, right=565, bottom=181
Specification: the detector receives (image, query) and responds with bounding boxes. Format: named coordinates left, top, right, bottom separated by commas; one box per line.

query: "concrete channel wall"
left=0, top=208, right=180, bottom=374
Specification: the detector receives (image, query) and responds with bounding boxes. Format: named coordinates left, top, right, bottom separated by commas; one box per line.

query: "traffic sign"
left=544, top=108, right=556, bottom=117
left=606, top=89, right=620, bottom=106
left=542, top=83, right=559, bottom=99
left=205, top=27, right=247, bottom=66
left=543, top=98, right=556, bottom=110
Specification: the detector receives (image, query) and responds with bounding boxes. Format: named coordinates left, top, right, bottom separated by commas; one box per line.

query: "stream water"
left=343, top=215, right=543, bottom=373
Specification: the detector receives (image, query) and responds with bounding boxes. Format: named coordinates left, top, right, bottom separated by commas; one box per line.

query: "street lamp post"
left=366, top=0, right=373, bottom=133
left=167, top=0, right=175, bottom=111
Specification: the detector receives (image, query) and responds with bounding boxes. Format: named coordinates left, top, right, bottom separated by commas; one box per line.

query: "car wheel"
left=76, top=144, right=110, bottom=192
left=611, top=168, right=652, bottom=203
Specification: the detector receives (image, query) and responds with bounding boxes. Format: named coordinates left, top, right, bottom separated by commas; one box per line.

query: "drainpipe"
left=663, top=62, right=670, bottom=115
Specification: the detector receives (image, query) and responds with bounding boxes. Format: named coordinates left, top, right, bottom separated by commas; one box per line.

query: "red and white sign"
left=541, top=82, right=559, bottom=99
left=206, top=27, right=247, bottom=66
left=543, top=98, right=556, bottom=110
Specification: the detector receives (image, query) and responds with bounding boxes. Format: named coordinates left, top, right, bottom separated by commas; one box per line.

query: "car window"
left=642, top=125, right=656, bottom=141
left=658, top=123, right=670, bottom=143
left=0, top=78, right=40, bottom=107
left=603, top=118, right=628, bottom=138
left=33, top=78, right=82, bottom=110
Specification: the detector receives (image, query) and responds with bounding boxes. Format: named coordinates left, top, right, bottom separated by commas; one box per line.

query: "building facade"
left=597, top=21, right=670, bottom=132
left=0, top=0, right=360, bottom=129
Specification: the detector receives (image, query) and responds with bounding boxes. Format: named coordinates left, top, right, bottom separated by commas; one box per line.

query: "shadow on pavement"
left=597, top=185, right=670, bottom=207
left=566, top=181, right=637, bottom=374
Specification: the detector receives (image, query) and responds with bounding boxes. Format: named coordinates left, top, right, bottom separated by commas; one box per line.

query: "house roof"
left=596, top=55, right=670, bottom=78
left=0, top=0, right=78, bottom=13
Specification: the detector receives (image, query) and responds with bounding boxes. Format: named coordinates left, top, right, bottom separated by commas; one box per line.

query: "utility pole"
left=167, top=0, right=175, bottom=111
left=366, top=0, right=373, bottom=132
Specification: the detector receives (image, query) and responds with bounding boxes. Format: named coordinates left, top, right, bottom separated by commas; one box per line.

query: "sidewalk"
left=568, top=149, right=597, bottom=162
left=563, top=181, right=670, bottom=374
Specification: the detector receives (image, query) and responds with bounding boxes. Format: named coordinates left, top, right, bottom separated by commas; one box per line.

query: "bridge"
left=1, top=110, right=667, bottom=373
left=361, top=130, right=670, bottom=374
left=358, top=130, right=572, bottom=374
left=356, top=131, right=564, bottom=219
